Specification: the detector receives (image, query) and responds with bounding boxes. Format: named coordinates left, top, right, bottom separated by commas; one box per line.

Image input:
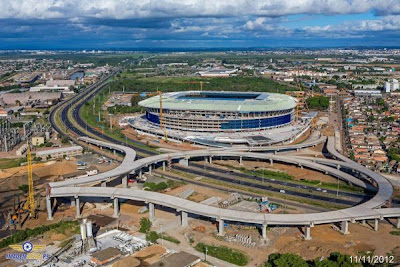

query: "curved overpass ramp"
left=46, top=136, right=400, bottom=239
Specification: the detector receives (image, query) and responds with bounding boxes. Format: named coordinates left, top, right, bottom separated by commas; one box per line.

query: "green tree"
left=139, top=217, right=152, bottom=233
left=18, top=184, right=29, bottom=193
left=265, top=253, right=308, bottom=267
left=146, top=231, right=159, bottom=243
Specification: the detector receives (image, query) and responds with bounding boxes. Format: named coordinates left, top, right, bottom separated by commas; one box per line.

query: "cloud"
left=303, top=15, right=400, bottom=38
left=2, top=0, right=400, bottom=48
left=2, top=0, right=400, bottom=20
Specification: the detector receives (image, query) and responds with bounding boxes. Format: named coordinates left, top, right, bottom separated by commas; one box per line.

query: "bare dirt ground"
left=213, top=159, right=342, bottom=184
left=162, top=216, right=400, bottom=266
left=122, top=127, right=199, bottom=151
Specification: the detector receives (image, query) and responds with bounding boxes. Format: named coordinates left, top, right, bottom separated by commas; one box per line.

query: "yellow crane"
left=179, top=81, right=209, bottom=91
left=24, top=143, right=35, bottom=218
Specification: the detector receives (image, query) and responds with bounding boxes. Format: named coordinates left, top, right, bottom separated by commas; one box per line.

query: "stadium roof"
left=139, top=91, right=297, bottom=112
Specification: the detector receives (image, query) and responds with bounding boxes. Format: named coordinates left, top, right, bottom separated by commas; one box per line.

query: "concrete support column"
left=162, top=161, right=166, bottom=171
left=297, top=148, right=300, bottom=152
left=262, top=224, right=267, bottom=240
left=341, top=221, right=349, bottom=235
left=396, top=218, right=400, bottom=229
left=239, top=156, right=243, bottom=165
left=70, top=197, right=76, bottom=207
left=75, top=196, right=81, bottom=218
left=304, top=225, right=312, bottom=240
left=361, top=219, right=366, bottom=226
left=299, top=165, right=303, bottom=169
left=149, top=165, right=152, bottom=175
left=337, top=165, right=341, bottom=170
left=113, top=198, right=119, bottom=218
left=46, top=196, right=53, bottom=220
left=149, top=203, right=155, bottom=222
left=139, top=170, right=142, bottom=179
left=270, top=159, right=273, bottom=165
left=274, top=150, right=277, bottom=155
left=218, top=219, right=225, bottom=236
left=374, top=218, right=379, bottom=231
left=122, top=175, right=128, bottom=188
left=209, top=156, right=212, bottom=164
left=181, top=211, right=188, bottom=227
left=101, top=181, right=107, bottom=187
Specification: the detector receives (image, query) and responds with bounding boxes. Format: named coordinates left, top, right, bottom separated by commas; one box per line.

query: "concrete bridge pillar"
left=296, top=148, right=300, bottom=152
left=262, top=224, right=268, bottom=240
left=149, top=202, right=155, bottom=222
left=239, top=156, right=243, bottom=165
left=396, top=218, right=400, bottom=229
left=75, top=196, right=81, bottom=218
left=181, top=211, right=188, bottom=227
left=374, top=218, right=379, bottom=231
left=274, top=150, right=277, bottom=155
left=122, top=175, right=128, bottom=188
left=218, top=219, right=225, bottom=236
left=139, top=170, right=142, bottom=179
left=299, top=165, right=303, bottom=169
left=113, top=197, right=119, bottom=218
left=149, top=165, right=152, bottom=175
left=179, top=158, right=189, bottom=167
left=209, top=156, right=212, bottom=164
left=341, top=221, right=349, bottom=235
left=46, top=196, right=53, bottom=220
left=270, top=159, right=273, bottom=165
left=361, top=219, right=366, bottom=226
left=337, top=165, right=341, bottom=170
left=304, top=225, right=312, bottom=240
left=70, top=197, right=76, bottom=207
left=162, top=161, right=166, bottom=171
left=101, top=181, right=107, bottom=187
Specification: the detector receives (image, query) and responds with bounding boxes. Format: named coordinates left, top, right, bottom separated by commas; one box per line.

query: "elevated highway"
left=47, top=137, right=400, bottom=240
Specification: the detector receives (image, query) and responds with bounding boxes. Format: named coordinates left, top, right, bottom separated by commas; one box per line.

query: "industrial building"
left=0, top=92, right=62, bottom=108
left=0, top=119, right=22, bottom=152
left=139, top=91, right=297, bottom=132
left=36, top=145, right=83, bottom=159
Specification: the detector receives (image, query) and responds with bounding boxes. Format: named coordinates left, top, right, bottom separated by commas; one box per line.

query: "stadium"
left=138, top=91, right=297, bottom=132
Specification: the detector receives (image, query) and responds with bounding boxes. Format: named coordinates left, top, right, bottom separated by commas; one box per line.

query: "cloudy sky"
left=2, top=0, right=400, bottom=49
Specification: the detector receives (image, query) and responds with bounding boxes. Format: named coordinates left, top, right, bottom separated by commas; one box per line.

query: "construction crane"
left=158, top=90, right=168, bottom=142
left=179, top=81, right=209, bottom=91
left=24, top=143, right=35, bottom=218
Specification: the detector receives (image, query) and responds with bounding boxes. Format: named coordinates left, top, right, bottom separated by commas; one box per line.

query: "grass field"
left=0, top=158, right=26, bottom=169
left=111, top=75, right=297, bottom=94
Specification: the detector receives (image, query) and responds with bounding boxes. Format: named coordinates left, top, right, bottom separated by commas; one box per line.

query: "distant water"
left=70, top=71, right=84, bottom=80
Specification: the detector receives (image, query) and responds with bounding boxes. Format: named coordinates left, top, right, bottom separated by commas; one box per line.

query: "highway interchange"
left=47, top=70, right=400, bottom=239
left=48, top=71, right=378, bottom=207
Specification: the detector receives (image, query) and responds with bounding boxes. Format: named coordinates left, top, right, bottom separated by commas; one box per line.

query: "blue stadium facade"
left=140, top=91, right=296, bottom=132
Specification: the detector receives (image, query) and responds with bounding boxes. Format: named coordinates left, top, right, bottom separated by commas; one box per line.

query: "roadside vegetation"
left=195, top=242, right=249, bottom=266
left=139, top=217, right=180, bottom=244
left=306, top=96, right=329, bottom=110
left=218, top=163, right=363, bottom=193
left=264, top=252, right=362, bottom=267
left=0, top=158, right=27, bottom=169
left=0, top=221, right=79, bottom=249
left=143, top=179, right=185, bottom=192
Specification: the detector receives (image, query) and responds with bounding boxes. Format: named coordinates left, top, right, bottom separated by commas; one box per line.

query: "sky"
left=2, top=0, right=400, bottom=49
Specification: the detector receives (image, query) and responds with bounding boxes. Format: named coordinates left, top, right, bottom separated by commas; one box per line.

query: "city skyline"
left=2, top=0, right=400, bottom=49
